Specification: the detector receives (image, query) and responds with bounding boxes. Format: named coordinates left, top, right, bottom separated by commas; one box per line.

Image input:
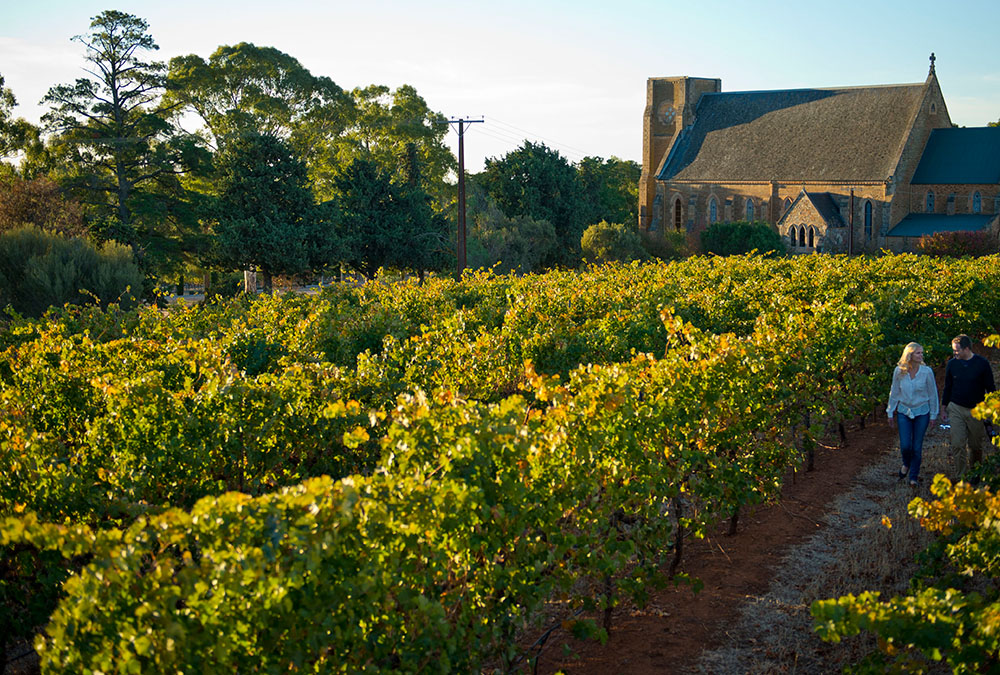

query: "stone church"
left=639, top=57, right=1000, bottom=253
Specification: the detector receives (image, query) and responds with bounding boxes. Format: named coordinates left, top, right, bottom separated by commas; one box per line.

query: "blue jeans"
left=897, top=412, right=930, bottom=482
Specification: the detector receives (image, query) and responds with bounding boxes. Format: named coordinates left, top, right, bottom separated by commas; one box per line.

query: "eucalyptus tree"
left=165, top=43, right=353, bottom=159
left=0, top=74, right=39, bottom=161
left=315, top=84, right=454, bottom=201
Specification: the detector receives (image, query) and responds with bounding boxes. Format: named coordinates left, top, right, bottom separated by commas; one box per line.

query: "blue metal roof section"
left=886, top=213, right=996, bottom=237
left=910, top=127, right=1000, bottom=184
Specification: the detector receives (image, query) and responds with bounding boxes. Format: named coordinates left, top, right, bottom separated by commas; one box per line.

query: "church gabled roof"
left=777, top=190, right=846, bottom=228
left=886, top=213, right=996, bottom=237
left=658, top=83, right=927, bottom=183
left=910, top=127, right=1000, bottom=184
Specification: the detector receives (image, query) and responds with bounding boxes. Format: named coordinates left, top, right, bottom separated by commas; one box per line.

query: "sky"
left=2, top=0, right=1000, bottom=173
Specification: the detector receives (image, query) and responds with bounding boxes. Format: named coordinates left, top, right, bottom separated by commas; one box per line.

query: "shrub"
left=700, top=220, right=786, bottom=256
left=580, top=220, right=648, bottom=264
left=917, top=230, right=998, bottom=258
left=0, top=226, right=142, bottom=317
left=640, top=229, right=689, bottom=260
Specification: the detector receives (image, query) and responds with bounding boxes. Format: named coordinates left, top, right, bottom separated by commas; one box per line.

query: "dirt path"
left=535, top=416, right=903, bottom=674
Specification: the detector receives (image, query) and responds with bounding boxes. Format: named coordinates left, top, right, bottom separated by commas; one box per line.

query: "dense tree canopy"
left=334, top=158, right=448, bottom=277
left=577, top=156, right=640, bottom=228
left=2, top=11, right=653, bottom=292
left=212, top=132, right=338, bottom=292
left=165, top=43, right=353, bottom=154
left=580, top=220, right=647, bottom=264
left=700, top=220, right=786, bottom=256
left=43, top=12, right=202, bottom=226
left=41, top=10, right=209, bottom=283
left=314, top=85, right=453, bottom=198
left=480, top=141, right=585, bottom=266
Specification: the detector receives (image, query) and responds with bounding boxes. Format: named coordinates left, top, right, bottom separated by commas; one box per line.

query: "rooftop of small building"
left=910, top=127, right=1000, bottom=184
left=886, top=213, right=997, bottom=237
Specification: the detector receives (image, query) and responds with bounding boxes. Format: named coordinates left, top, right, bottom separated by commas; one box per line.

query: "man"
left=941, top=334, right=997, bottom=475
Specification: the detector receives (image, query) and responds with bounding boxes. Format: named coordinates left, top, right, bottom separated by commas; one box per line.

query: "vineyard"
left=2, top=253, right=1000, bottom=673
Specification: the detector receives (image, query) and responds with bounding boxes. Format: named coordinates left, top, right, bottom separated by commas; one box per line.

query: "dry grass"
left=693, top=425, right=959, bottom=674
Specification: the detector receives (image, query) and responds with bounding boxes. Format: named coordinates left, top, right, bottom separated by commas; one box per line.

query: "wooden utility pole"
left=848, top=188, right=855, bottom=256
left=439, top=117, right=483, bottom=278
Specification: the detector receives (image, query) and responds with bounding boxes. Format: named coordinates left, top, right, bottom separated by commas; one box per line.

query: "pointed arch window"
left=973, top=191, right=982, bottom=214
left=788, top=226, right=796, bottom=248
left=709, top=197, right=718, bottom=224
left=926, top=191, right=935, bottom=213
left=783, top=197, right=792, bottom=216
left=745, top=198, right=754, bottom=222
left=864, top=201, right=873, bottom=240
left=798, top=226, right=806, bottom=247
left=808, top=227, right=815, bottom=249
left=673, top=198, right=683, bottom=232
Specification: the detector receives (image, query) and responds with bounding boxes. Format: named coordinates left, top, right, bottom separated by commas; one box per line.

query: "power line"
left=485, top=116, right=593, bottom=158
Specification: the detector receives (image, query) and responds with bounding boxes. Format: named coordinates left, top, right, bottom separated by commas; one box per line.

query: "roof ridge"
left=702, top=82, right=925, bottom=97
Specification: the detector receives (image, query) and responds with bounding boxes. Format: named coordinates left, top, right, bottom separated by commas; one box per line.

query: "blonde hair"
left=897, top=342, right=923, bottom=369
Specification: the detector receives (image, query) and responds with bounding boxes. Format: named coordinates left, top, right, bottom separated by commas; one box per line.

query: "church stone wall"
left=657, top=181, right=889, bottom=252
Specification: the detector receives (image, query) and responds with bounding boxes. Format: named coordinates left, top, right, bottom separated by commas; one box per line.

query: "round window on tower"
left=658, top=102, right=677, bottom=125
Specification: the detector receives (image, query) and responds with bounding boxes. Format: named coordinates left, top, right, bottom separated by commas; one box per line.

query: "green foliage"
left=212, top=132, right=338, bottom=291
left=1, top=255, right=999, bottom=669
left=0, top=227, right=142, bottom=317
left=0, top=73, right=40, bottom=161
left=335, top=158, right=448, bottom=277
left=577, top=156, right=640, bottom=228
left=465, top=181, right=557, bottom=274
left=42, top=11, right=205, bottom=229
left=917, top=230, right=998, bottom=258
left=165, top=41, right=353, bottom=171
left=700, top=220, right=786, bottom=256
left=317, top=84, right=454, bottom=202
left=481, top=141, right=585, bottom=266
left=580, top=221, right=647, bottom=264
left=640, top=229, right=689, bottom=260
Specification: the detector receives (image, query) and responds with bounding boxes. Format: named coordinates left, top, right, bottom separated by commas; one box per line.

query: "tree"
left=464, top=180, right=556, bottom=274
left=212, top=132, right=337, bottom=292
left=0, top=74, right=40, bottom=160
left=580, top=221, right=647, bottom=264
left=316, top=85, right=454, bottom=199
left=334, top=158, right=448, bottom=278
left=165, top=42, right=353, bottom=157
left=700, top=220, right=786, bottom=256
left=41, top=10, right=208, bottom=281
left=577, top=156, right=641, bottom=229
left=480, top=141, right=585, bottom=266
left=0, top=174, right=85, bottom=236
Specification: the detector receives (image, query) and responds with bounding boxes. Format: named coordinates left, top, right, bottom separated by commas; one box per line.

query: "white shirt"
left=887, top=364, right=939, bottom=420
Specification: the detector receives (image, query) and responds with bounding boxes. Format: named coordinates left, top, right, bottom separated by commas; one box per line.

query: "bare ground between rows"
left=536, top=416, right=898, bottom=675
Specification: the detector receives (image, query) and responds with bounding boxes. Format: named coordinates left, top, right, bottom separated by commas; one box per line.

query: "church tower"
left=639, top=76, right=721, bottom=230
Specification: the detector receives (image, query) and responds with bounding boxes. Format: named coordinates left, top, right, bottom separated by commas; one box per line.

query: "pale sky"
left=2, top=0, right=999, bottom=173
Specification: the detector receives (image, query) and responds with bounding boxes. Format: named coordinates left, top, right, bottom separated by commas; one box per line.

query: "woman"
left=887, top=342, right=939, bottom=487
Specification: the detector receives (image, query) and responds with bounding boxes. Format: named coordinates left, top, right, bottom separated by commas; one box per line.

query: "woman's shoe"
left=898, top=466, right=908, bottom=480
left=909, top=479, right=919, bottom=487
